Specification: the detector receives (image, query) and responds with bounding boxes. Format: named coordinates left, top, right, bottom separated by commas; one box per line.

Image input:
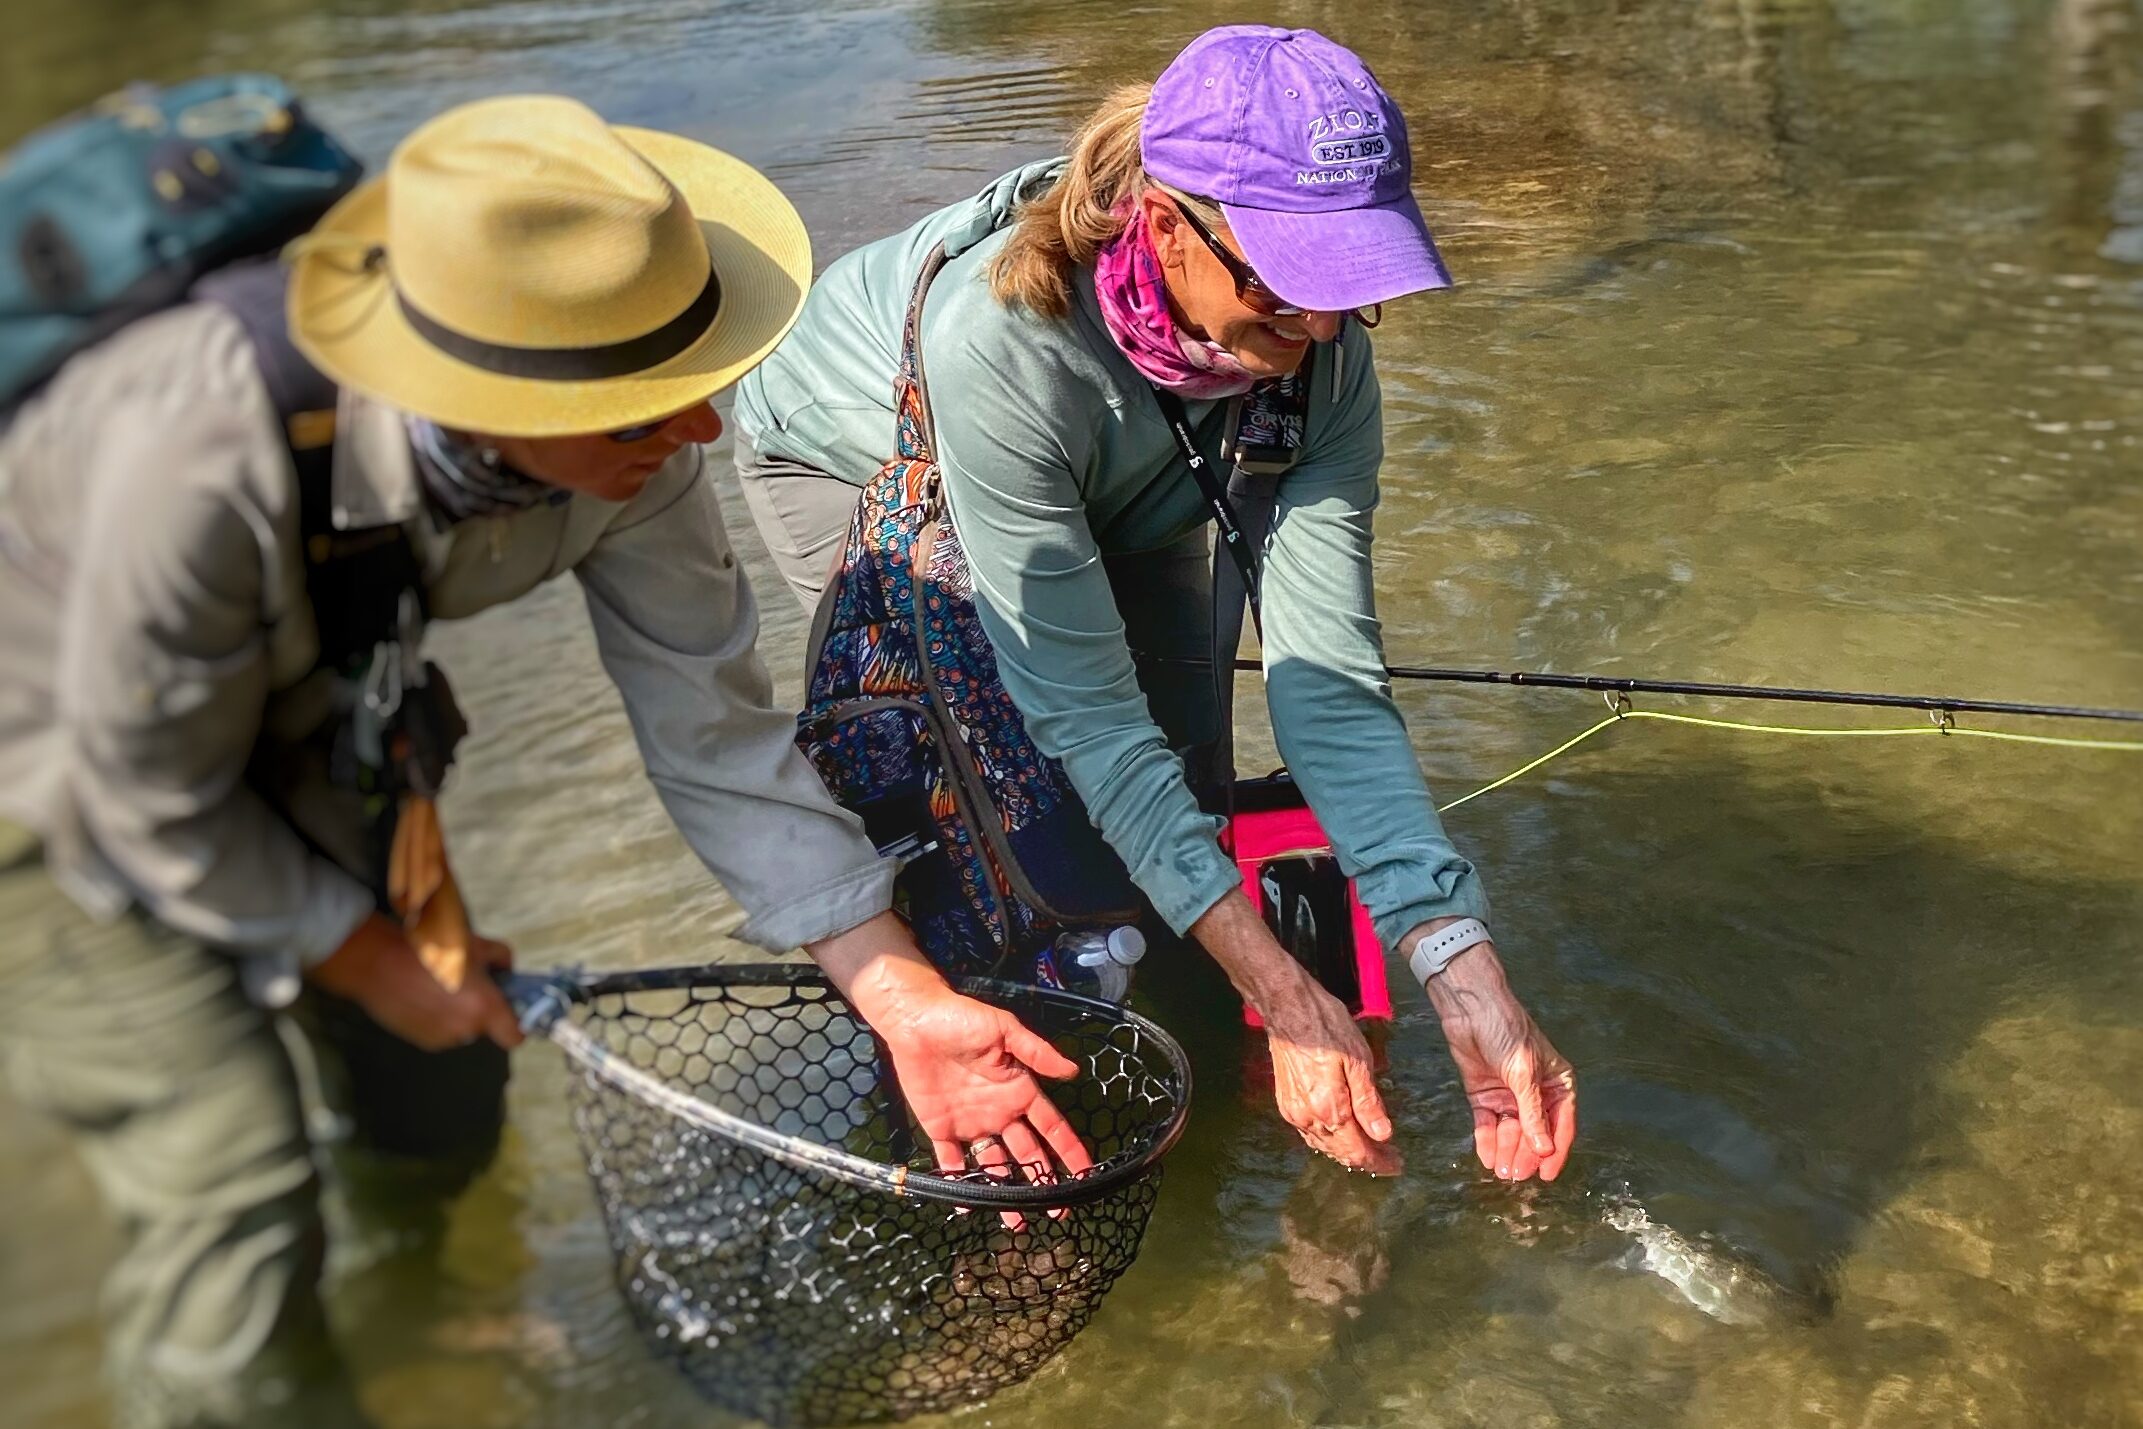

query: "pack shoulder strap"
left=195, top=258, right=425, bottom=674
left=801, top=241, right=954, bottom=675
left=193, top=258, right=336, bottom=474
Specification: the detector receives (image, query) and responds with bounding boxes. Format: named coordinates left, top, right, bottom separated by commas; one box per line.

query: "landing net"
left=544, top=964, right=1190, bottom=1426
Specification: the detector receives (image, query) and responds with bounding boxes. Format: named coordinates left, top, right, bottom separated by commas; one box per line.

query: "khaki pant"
left=734, top=438, right=1222, bottom=759
left=0, top=823, right=507, bottom=1429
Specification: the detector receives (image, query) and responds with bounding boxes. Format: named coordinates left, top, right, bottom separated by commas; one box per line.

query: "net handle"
left=505, top=963, right=1193, bottom=1211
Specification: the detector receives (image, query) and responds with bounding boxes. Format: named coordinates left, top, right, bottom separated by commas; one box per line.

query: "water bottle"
left=1035, top=926, right=1147, bottom=1003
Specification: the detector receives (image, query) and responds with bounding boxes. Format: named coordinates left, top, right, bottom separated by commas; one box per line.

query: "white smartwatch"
left=1405, top=917, right=1493, bottom=987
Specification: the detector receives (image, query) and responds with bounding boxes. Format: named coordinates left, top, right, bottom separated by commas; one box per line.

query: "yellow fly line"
left=1435, top=705, right=2143, bottom=815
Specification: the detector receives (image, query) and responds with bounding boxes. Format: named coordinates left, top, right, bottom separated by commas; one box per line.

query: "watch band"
left=1406, top=917, right=1493, bottom=986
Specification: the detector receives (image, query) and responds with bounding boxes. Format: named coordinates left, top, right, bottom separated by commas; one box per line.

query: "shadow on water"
left=5, top=0, right=2143, bottom=1425
left=1036, top=697, right=2140, bottom=1427
left=1328, top=700, right=2137, bottom=1423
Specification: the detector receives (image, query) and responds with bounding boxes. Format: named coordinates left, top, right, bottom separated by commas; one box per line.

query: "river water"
left=4, top=2, right=2140, bottom=1426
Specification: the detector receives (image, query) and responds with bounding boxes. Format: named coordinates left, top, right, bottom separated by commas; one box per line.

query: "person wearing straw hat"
left=735, top=27, right=1578, bottom=1183
left=0, top=95, right=1086, bottom=1428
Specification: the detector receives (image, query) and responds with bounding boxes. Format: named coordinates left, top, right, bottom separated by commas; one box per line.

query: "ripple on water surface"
left=2, top=1, right=2140, bottom=1427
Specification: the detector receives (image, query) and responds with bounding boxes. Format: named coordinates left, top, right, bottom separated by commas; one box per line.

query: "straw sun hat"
left=288, top=95, right=810, bottom=438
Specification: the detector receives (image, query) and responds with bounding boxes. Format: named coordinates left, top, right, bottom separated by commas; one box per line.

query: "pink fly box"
left=1222, top=779, right=1394, bottom=1028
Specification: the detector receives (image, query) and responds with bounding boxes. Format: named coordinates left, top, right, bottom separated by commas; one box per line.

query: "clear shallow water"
left=4, top=1, right=2141, bottom=1426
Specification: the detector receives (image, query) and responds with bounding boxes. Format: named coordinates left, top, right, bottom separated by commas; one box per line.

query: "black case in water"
left=1232, top=771, right=1368, bottom=1014
left=848, top=787, right=959, bottom=928
left=1254, top=852, right=1364, bottom=1016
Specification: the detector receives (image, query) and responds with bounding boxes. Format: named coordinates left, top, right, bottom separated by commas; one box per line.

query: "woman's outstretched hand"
left=1420, top=941, right=1578, bottom=1183
left=807, top=914, right=1095, bottom=1195
left=1195, top=891, right=1402, bottom=1175
left=1259, top=968, right=1404, bottom=1176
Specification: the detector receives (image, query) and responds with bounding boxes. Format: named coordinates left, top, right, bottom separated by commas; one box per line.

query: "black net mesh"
left=550, top=965, right=1189, bottom=1427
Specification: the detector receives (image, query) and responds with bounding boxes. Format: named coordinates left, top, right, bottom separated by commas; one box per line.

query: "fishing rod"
left=1375, top=664, right=2143, bottom=725
left=1194, top=657, right=2143, bottom=725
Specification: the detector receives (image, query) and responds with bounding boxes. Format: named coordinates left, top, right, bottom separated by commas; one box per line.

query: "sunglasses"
left=605, top=400, right=720, bottom=444
left=1170, top=199, right=1382, bottom=329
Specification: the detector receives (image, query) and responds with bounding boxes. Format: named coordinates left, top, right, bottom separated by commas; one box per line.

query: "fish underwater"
left=1598, top=1194, right=1831, bottom=1328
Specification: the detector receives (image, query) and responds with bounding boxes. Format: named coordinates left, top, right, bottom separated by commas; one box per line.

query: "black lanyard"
left=1149, top=386, right=1263, bottom=610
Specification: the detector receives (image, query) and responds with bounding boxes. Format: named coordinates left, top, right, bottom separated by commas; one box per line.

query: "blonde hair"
left=989, top=83, right=1226, bottom=318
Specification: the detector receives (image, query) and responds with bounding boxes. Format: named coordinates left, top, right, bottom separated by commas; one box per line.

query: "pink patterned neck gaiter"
left=1091, top=207, right=1258, bottom=400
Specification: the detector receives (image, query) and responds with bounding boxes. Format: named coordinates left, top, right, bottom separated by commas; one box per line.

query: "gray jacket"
left=0, top=300, right=892, bottom=975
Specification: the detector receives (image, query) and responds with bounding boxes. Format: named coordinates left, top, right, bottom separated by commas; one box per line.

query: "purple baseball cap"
left=1142, top=26, right=1451, bottom=312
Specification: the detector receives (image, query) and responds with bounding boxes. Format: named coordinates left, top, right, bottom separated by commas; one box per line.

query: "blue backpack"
left=1, top=81, right=455, bottom=908
left=0, top=74, right=362, bottom=410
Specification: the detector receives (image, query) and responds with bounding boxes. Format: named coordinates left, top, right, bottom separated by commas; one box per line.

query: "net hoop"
left=543, top=962, right=1192, bottom=1210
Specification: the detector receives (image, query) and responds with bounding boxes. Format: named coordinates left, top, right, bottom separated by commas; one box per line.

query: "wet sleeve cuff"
left=239, top=863, right=373, bottom=1009
left=290, top=861, right=376, bottom=969
left=733, top=855, right=898, bottom=952
left=1366, top=866, right=1493, bottom=954
left=1141, top=828, right=1244, bottom=939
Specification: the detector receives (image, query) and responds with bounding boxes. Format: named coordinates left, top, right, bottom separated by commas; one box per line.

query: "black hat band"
left=395, top=264, right=723, bottom=381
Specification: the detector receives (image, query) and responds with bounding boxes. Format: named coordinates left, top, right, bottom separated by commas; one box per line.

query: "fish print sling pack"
left=799, top=241, right=1358, bottom=988
left=798, top=244, right=1142, bottom=976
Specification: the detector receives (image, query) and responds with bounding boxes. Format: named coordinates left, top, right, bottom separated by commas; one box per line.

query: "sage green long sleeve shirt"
left=735, top=162, right=1490, bottom=946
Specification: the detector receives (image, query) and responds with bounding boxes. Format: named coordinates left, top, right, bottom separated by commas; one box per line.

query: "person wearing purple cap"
left=736, top=26, right=1577, bottom=1182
